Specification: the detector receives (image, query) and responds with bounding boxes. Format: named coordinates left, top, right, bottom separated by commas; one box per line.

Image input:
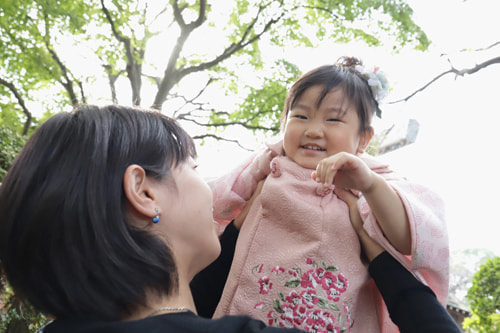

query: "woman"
left=0, top=104, right=460, bottom=332
left=0, top=104, right=302, bottom=332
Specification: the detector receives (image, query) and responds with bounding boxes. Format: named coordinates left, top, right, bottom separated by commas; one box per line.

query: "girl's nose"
left=305, top=123, right=324, bottom=138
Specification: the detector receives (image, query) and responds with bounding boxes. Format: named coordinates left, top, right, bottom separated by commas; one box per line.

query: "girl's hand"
left=311, top=152, right=376, bottom=193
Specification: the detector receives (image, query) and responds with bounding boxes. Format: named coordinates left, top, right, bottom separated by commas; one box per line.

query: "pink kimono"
left=211, top=140, right=449, bottom=333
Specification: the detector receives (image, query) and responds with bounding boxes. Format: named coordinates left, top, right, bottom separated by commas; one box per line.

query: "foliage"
left=1, top=276, right=48, bottom=332
left=210, top=59, right=301, bottom=137
left=0, top=0, right=429, bottom=146
left=0, top=124, right=26, bottom=181
left=448, top=248, right=495, bottom=311
left=463, top=256, right=500, bottom=333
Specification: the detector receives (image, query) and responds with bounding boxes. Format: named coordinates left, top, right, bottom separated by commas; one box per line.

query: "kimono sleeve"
left=209, top=144, right=278, bottom=226
left=358, top=180, right=450, bottom=305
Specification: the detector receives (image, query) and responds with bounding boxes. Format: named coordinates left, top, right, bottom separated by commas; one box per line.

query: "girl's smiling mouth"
left=301, top=145, right=325, bottom=151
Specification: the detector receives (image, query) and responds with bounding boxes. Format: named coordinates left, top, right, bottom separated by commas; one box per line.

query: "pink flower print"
left=344, top=305, right=354, bottom=328
left=305, top=309, right=324, bottom=329
left=322, top=188, right=332, bottom=196
left=280, top=303, right=295, bottom=325
left=332, top=273, right=348, bottom=292
left=306, top=310, right=335, bottom=333
left=314, top=267, right=326, bottom=281
left=267, top=310, right=275, bottom=326
left=271, top=266, right=285, bottom=275
left=320, top=271, right=336, bottom=290
left=301, top=269, right=319, bottom=289
left=301, top=289, right=319, bottom=308
left=252, top=263, right=264, bottom=275
left=258, top=276, right=272, bottom=294
left=327, top=325, right=341, bottom=333
left=306, top=258, right=314, bottom=265
left=254, top=302, right=266, bottom=310
left=288, top=268, right=299, bottom=277
left=270, top=161, right=281, bottom=176
left=294, top=305, right=308, bottom=325
left=285, top=290, right=302, bottom=308
left=326, top=287, right=340, bottom=302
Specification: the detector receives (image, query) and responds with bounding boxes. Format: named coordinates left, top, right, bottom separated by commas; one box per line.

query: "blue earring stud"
left=153, top=208, right=160, bottom=223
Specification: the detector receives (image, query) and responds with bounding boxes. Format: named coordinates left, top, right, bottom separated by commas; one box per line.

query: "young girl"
left=208, top=57, right=449, bottom=332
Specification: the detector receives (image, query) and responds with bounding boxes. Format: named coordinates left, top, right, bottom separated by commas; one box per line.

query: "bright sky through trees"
left=195, top=0, right=500, bottom=256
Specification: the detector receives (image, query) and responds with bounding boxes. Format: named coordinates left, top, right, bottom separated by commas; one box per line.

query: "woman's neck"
left=126, top=275, right=197, bottom=321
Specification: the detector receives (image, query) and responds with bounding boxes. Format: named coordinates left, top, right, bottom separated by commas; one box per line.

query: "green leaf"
left=284, top=278, right=301, bottom=288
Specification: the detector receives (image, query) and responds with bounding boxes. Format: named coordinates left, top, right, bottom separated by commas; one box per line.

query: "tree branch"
left=390, top=56, right=500, bottom=103
left=178, top=5, right=284, bottom=78
left=462, top=41, right=500, bottom=52
left=0, top=77, right=32, bottom=136
left=101, top=0, right=144, bottom=105
left=179, top=115, right=278, bottom=132
left=191, top=133, right=254, bottom=151
left=153, top=0, right=207, bottom=109
left=42, top=9, right=80, bottom=105
left=153, top=1, right=283, bottom=108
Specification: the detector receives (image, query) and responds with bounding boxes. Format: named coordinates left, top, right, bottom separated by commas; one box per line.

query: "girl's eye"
left=294, top=115, right=307, bottom=120
left=327, top=118, right=341, bottom=122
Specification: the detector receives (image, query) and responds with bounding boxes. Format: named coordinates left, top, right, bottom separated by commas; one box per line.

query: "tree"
left=0, top=0, right=429, bottom=144
left=391, top=42, right=500, bottom=104
left=448, top=248, right=496, bottom=311
left=463, top=256, right=500, bottom=333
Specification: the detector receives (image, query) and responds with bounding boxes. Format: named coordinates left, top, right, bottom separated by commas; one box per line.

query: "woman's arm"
left=335, top=188, right=461, bottom=333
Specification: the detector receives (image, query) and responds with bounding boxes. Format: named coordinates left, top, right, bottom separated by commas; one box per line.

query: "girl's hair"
left=281, top=56, right=379, bottom=133
left=0, top=105, right=196, bottom=320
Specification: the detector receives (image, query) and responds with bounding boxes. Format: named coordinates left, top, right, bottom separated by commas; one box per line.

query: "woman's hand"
left=334, top=187, right=385, bottom=262
left=233, top=179, right=265, bottom=230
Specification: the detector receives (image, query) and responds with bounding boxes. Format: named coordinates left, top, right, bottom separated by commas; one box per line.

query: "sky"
left=195, top=0, right=500, bottom=256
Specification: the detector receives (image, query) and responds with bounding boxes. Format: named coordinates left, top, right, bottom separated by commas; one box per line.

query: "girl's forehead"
left=293, top=86, right=350, bottom=108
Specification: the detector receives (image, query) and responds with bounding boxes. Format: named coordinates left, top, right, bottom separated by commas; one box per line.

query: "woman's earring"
left=152, top=208, right=160, bottom=223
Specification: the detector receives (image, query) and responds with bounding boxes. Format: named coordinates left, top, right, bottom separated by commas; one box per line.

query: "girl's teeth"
left=304, top=146, right=323, bottom=150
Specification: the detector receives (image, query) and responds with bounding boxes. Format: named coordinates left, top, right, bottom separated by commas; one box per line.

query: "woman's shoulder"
left=41, top=312, right=302, bottom=332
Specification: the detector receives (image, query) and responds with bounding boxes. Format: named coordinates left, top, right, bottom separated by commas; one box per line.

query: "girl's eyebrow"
left=324, top=107, right=344, bottom=114
left=291, top=102, right=311, bottom=110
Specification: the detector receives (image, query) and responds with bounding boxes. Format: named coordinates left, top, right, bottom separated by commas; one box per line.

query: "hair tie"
left=354, top=64, right=390, bottom=103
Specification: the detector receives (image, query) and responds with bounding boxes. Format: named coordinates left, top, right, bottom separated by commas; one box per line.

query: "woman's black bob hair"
left=0, top=104, right=196, bottom=320
left=281, top=56, right=380, bottom=133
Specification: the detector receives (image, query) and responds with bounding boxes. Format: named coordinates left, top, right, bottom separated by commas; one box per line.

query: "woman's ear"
left=357, top=126, right=374, bottom=154
left=123, top=164, right=158, bottom=220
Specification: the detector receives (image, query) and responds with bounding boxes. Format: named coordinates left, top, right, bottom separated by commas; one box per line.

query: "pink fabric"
left=210, top=141, right=449, bottom=332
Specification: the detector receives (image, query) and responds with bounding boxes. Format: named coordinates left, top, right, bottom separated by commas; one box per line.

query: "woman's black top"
left=41, top=223, right=461, bottom=333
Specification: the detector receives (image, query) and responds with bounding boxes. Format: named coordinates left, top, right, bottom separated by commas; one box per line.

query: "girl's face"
left=283, top=85, right=370, bottom=170
left=157, top=158, right=221, bottom=278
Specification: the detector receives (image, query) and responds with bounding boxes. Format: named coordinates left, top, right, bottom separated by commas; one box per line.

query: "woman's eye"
left=327, top=118, right=341, bottom=122
left=294, top=115, right=307, bottom=119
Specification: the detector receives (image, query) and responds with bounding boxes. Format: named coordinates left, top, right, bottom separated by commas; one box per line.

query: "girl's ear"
left=357, top=126, right=374, bottom=154
left=123, top=164, right=158, bottom=220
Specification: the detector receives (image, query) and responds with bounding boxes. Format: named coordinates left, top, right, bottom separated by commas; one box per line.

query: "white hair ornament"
left=354, top=64, right=390, bottom=103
